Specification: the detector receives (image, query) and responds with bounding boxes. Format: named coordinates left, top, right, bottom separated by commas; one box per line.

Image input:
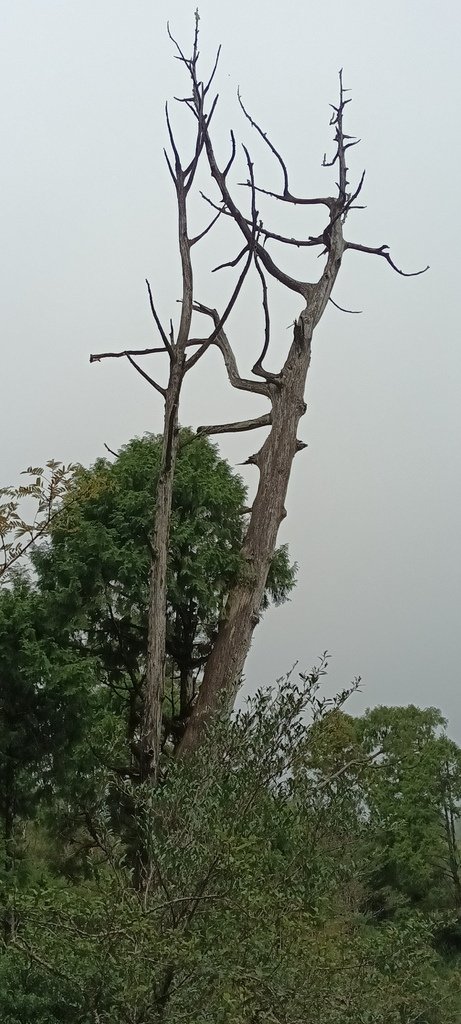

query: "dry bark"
left=179, top=227, right=344, bottom=753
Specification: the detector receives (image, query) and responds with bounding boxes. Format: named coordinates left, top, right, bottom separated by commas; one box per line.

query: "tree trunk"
left=179, top=320, right=312, bottom=754
left=179, top=217, right=344, bottom=756
left=141, top=373, right=182, bottom=780
left=443, top=793, right=461, bottom=907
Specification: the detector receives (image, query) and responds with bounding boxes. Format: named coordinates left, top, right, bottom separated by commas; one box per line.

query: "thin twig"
left=213, top=243, right=249, bottom=273
left=344, top=241, right=429, bottom=277
left=184, top=244, right=254, bottom=373
left=252, top=255, right=271, bottom=372
left=329, top=297, right=362, bottom=314
left=145, top=279, right=174, bottom=356
left=126, top=354, right=166, bottom=397
left=104, top=442, right=119, bottom=458
left=190, top=208, right=222, bottom=246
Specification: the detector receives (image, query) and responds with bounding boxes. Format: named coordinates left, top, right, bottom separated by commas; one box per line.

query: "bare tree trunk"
left=178, top=340, right=309, bottom=752
left=141, top=376, right=182, bottom=778
left=179, top=246, right=342, bottom=754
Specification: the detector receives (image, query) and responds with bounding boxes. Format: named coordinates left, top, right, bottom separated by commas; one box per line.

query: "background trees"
left=2, top=665, right=461, bottom=1023
left=0, top=579, right=96, bottom=938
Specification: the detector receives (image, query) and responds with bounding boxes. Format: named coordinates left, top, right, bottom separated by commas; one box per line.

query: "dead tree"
left=91, top=18, right=427, bottom=771
left=173, top=35, right=428, bottom=755
left=90, top=23, right=255, bottom=780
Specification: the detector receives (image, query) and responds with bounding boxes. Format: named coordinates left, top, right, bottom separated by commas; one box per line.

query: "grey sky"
left=2, top=1, right=460, bottom=731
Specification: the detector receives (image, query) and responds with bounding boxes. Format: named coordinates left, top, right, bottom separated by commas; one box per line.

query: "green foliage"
left=302, top=702, right=461, bottom=920
left=2, top=439, right=461, bottom=1022
left=0, top=461, right=75, bottom=581
left=32, top=431, right=296, bottom=746
left=2, top=670, right=460, bottom=1023
left=0, top=582, right=93, bottom=826
left=357, top=705, right=461, bottom=913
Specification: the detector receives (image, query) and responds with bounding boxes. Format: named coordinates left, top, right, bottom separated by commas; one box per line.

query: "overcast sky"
left=2, top=1, right=460, bottom=732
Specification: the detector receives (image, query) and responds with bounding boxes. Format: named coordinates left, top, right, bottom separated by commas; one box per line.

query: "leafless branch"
left=165, top=101, right=182, bottom=178
left=329, top=296, right=362, bottom=314
left=244, top=142, right=258, bottom=228
left=126, top=354, right=166, bottom=397
left=197, top=412, right=272, bottom=435
left=322, top=69, right=352, bottom=201
left=163, top=147, right=177, bottom=185
left=213, top=243, right=249, bottom=272
left=203, top=46, right=221, bottom=98
left=184, top=109, right=206, bottom=181
left=190, top=303, right=270, bottom=397
left=223, top=130, right=237, bottom=177
left=104, top=442, right=119, bottom=458
left=238, top=89, right=332, bottom=209
left=90, top=347, right=169, bottom=362
left=341, top=169, right=366, bottom=221
left=344, top=241, right=429, bottom=277
left=167, top=21, right=189, bottom=65
left=202, top=190, right=325, bottom=248
left=238, top=87, right=290, bottom=195
left=240, top=182, right=333, bottom=207
left=201, top=190, right=324, bottom=249
left=184, top=149, right=262, bottom=372
left=185, top=94, right=219, bottom=192
left=184, top=248, right=253, bottom=373
left=194, top=99, right=312, bottom=297
left=252, top=256, right=272, bottom=375
left=257, top=226, right=323, bottom=248
left=190, top=208, right=222, bottom=246
left=192, top=7, right=200, bottom=63
left=145, top=279, right=174, bottom=356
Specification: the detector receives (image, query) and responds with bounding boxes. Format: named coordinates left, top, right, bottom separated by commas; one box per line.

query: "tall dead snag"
left=91, top=19, right=427, bottom=771
left=90, top=22, right=254, bottom=780
left=177, top=59, right=428, bottom=754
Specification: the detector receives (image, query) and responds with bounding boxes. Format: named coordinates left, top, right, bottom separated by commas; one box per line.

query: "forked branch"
left=185, top=150, right=259, bottom=373
left=238, top=89, right=332, bottom=209
left=190, top=303, right=270, bottom=398
left=184, top=243, right=254, bottom=373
